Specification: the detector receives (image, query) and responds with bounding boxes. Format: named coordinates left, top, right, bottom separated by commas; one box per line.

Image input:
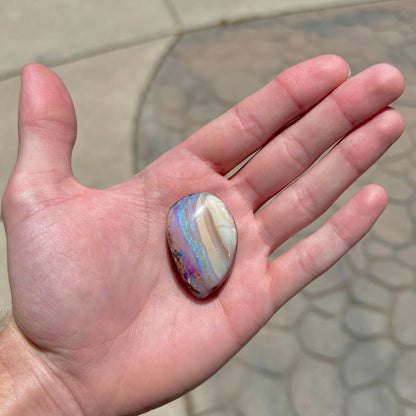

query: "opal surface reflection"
left=167, top=192, right=237, bottom=299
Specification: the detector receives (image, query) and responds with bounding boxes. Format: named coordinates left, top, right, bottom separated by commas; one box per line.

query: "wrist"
left=0, top=319, right=83, bottom=416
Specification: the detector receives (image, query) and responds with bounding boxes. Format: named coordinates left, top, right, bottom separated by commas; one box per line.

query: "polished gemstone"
left=167, top=192, right=237, bottom=299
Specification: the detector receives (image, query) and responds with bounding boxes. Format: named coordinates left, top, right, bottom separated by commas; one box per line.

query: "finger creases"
left=266, top=184, right=387, bottom=309
left=232, top=63, right=405, bottom=210
left=16, top=64, right=77, bottom=178
left=184, top=55, right=350, bottom=173
left=256, top=107, right=404, bottom=253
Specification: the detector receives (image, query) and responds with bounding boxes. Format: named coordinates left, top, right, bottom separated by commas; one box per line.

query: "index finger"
left=183, top=55, right=350, bottom=174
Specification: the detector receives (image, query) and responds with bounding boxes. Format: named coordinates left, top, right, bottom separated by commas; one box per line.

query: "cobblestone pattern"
left=136, top=2, right=416, bottom=415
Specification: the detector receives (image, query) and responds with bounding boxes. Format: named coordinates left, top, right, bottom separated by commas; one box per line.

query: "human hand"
left=0, top=55, right=404, bottom=415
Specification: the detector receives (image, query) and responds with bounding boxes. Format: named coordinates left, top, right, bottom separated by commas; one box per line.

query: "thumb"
left=2, top=64, right=79, bottom=222
left=17, top=64, right=77, bottom=178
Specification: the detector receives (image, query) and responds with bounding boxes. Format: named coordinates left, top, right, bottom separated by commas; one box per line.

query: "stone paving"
left=136, top=1, right=416, bottom=415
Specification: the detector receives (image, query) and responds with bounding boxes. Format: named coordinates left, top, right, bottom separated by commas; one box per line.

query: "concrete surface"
left=0, top=0, right=413, bottom=415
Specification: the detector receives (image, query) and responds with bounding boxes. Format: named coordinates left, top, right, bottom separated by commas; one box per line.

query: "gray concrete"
left=167, top=0, right=384, bottom=30
left=0, top=0, right=177, bottom=78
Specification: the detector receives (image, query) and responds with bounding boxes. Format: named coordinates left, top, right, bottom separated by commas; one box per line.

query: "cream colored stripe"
left=195, top=195, right=228, bottom=278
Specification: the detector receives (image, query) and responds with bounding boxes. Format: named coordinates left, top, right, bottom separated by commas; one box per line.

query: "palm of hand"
left=5, top=145, right=268, bottom=413
left=1, top=56, right=404, bottom=415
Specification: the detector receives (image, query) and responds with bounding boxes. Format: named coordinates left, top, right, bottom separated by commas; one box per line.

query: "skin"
left=0, top=55, right=404, bottom=415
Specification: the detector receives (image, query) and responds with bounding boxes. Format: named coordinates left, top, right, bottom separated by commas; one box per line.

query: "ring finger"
left=256, top=107, right=404, bottom=253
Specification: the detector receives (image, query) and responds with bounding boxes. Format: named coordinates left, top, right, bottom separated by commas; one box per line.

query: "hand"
left=0, top=55, right=404, bottom=415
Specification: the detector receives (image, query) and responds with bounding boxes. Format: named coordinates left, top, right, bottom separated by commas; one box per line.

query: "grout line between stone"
left=0, top=32, right=180, bottom=83
left=163, top=0, right=186, bottom=32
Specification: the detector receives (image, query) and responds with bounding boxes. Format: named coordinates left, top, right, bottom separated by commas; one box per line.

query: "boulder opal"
left=167, top=192, right=237, bottom=299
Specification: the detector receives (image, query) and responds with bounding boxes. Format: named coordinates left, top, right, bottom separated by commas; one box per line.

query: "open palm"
left=1, top=56, right=404, bottom=415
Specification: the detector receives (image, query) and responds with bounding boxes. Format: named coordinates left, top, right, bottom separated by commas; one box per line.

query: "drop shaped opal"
left=167, top=192, right=237, bottom=299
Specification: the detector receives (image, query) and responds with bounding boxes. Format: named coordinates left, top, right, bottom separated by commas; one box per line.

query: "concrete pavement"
left=0, top=1, right=413, bottom=415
